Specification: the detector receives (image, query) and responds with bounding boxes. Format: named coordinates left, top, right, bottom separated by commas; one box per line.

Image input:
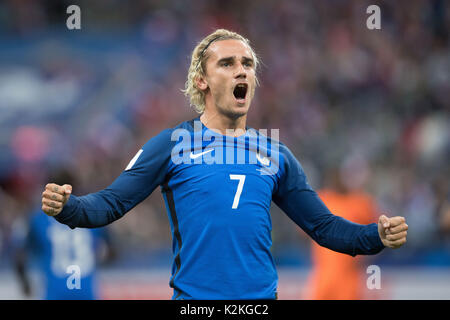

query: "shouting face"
left=197, top=39, right=257, bottom=119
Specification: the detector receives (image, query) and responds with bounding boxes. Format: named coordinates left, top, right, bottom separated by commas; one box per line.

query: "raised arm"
left=272, top=144, right=400, bottom=256
left=41, top=129, right=174, bottom=229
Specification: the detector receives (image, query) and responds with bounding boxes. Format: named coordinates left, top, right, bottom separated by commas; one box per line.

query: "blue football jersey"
left=27, top=210, right=102, bottom=299
left=55, top=118, right=384, bottom=299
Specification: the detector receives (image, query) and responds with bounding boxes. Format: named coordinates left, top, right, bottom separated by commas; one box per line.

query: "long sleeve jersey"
left=55, top=118, right=384, bottom=299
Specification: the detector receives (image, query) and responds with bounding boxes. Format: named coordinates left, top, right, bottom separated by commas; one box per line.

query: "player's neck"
left=200, top=110, right=247, bottom=137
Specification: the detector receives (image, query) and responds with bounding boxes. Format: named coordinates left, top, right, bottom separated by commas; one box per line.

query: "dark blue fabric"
left=273, top=143, right=384, bottom=256
left=55, top=118, right=384, bottom=299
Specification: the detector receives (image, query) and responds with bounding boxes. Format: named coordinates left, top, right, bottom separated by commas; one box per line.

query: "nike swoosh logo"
left=256, top=153, right=270, bottom=166
left=189, top=148, right=214, bottom=159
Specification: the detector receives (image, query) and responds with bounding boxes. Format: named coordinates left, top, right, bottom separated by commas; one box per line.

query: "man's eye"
left=223, top=62, right=231, bottom=67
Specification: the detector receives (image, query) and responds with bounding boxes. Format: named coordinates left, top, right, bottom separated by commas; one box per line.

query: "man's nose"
left=234, top=63, right=247, bottom=79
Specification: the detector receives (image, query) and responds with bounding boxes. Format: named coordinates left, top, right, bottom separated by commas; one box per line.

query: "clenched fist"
left=41, top=183, right=72, bottom=216
left=378, top=215, right=408, bottom=249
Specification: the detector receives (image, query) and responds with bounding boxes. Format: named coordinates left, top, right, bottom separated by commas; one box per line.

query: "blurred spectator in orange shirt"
left=304, top=162, right=379, bottom=300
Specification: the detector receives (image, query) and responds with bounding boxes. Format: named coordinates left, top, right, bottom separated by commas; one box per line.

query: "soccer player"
left=16, top=170, right=115, bottom=300
left=41, top=29, right=408, bottom=300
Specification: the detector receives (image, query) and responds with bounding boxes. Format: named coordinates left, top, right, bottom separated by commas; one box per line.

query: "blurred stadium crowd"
left=0, top=0, right=449, bottom=277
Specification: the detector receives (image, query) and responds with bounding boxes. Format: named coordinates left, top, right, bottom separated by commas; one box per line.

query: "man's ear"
left=195, top=75, right=208, bottom=91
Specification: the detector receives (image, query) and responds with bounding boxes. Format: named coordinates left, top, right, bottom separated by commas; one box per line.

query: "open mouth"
left=233, top=83, right=248, bottom=103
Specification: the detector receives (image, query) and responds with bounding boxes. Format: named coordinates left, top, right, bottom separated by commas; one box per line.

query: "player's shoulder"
left=167, top=117, right=198, bottom=132
left=258, top=132, right=297, bottom=165
left=140, top=117, right=198, bottom=148
left=246, top=127, right=288, bottom=151
left=144, top=118, right=198, bottom=142
left=247, top=128, right=303, bottom=178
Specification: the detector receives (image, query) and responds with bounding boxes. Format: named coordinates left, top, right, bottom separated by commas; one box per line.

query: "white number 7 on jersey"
left=229, top=174, right=246, bottom=209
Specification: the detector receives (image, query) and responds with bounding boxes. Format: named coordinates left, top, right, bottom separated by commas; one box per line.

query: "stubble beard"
left=217, top=86, right=254, bottom=121
left=217, top=100, right=249, bottom=121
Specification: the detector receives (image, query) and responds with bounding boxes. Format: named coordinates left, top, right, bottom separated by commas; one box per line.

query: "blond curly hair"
left=182, top=29, right=259, bottom=114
